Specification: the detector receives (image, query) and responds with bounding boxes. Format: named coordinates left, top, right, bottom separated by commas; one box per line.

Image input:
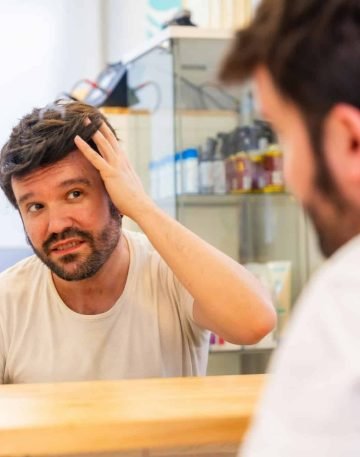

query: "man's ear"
left=324, top=104, right=360, bottom=205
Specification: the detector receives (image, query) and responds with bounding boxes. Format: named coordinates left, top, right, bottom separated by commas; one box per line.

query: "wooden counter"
left=0, top=374, right=265, bottom=457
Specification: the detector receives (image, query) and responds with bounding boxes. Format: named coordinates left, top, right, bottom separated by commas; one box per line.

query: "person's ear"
left=324, top=104, right=360, bottom=205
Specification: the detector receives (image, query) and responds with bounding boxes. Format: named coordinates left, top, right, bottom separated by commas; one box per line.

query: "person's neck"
left=51, top=233, right=130, bottom=315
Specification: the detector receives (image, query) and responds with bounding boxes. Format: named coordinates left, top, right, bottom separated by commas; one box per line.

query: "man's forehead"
left=12, top=151, right=92, bottom=183
left=11, top=151, right=97, bottom=200
left=253, top=66, right=298, bottom=126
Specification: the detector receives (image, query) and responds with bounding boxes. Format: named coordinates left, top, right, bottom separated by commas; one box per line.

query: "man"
left=0, top=100, right=275, bottom=384
left=218, top=0, right=360, bottom=455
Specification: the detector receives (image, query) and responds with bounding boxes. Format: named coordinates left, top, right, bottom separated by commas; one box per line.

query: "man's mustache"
left=43, top=228, right=94, bottom=254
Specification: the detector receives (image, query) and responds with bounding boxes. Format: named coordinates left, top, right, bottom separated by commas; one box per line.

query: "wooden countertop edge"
left=0, top=374, right=266, bottom=456
left=0, top=417, right=250, bottom=456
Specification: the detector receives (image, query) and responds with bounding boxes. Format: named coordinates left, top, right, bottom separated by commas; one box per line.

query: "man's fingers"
left=83, top=118, right=118, bottom=162
left=74, top=135, right=109, bottom=171
left=79, top=119, right=129, bottom=169
left=99, top=121, right=122, bottom=152
left=90, top=129, right=114, bottom=162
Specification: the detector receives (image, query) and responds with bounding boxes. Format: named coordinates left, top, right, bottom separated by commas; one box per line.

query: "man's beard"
left=304, top=179, right=360, bottom=258
left=27, top=212, right=122, bottom=281
left=302, top=121, right=360, bottom=258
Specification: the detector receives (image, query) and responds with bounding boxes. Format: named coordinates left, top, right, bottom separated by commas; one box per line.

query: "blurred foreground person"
left=219, top=0, right=360, bottom=455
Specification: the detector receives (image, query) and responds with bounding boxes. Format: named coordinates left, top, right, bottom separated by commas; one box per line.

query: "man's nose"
left=46, top=206, right=75, bottom=235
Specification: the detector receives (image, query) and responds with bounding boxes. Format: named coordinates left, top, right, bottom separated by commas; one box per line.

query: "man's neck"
left=51, top=234, right=130, bottom=315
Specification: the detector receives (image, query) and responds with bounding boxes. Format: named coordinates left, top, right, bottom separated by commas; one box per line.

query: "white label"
left=272, top=170, right=284, bottom=186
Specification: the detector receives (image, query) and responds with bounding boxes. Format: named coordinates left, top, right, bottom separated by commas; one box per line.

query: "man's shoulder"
left=0, top=255, right=44, bottom=286
left=123, top=229, right=158, bottom=261
left=282, top=234, right=360, bottom=347
left=122, top=229, right=151, bottom=245
left=244, top=237, right=360, bottom=457
left=123, top=229, right=152, bottom=249
left=309, top=234, right=360, bottom=293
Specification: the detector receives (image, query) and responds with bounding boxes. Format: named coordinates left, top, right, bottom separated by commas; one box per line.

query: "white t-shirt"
left=240, top=235, right=360, bottom=457
left=0, top=230, right=209, bottom=384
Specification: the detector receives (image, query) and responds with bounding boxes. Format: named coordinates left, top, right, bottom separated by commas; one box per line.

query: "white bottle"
left=213, top=136, right=226, bottom=195
left=199, top=139, right=215, bottom=194
left=182, top=148, right=199, bottom=194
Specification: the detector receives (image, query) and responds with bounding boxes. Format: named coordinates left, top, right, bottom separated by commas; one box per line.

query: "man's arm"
left=74, top=123, right=276, bottom=344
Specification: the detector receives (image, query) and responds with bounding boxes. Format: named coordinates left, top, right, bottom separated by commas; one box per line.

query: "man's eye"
left=68, top=190, right=82, bottom=200
left=28, top=203, right=43, bottom=213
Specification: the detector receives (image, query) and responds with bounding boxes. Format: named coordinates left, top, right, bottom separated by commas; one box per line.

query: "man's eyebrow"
left=58, top=178, right=92, bottom=189
left=18, top=192, right=35, bottom=206
left=17, top=178, right=92, bottom=206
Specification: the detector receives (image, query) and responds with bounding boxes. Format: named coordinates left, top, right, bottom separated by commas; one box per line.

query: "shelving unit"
left=122, top=27, right=323, bottom=375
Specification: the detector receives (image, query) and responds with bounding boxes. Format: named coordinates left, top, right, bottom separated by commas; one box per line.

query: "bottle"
left=226, top=154, right=237, bottom=193
left=235, top=152, right=252, bottom=193
left=213, top=133, right=227, bottom=195
left=263, top=143, right=284, bottom=193
left=248, top=127, right=265, bottom=192
left=225, top=131, right=237, bottom=193
left=232, top=128, right=251, bottom=193
left=182, top=148, right=199, bottom=194
left=199, top=138, right=215, bottom=194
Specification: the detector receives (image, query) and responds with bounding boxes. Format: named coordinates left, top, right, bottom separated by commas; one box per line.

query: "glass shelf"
left=177, top=192, right=293, bottom=206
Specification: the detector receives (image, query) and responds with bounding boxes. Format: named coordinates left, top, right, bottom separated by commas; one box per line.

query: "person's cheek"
left=283, top=149, right=295, bottom=189
left=281, top=142, right=301, bottom=197
left=277, top=137, right=292, bottom=185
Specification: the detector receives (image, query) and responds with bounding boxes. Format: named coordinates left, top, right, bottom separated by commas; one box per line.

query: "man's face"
left=12, top=150, right=121, bottom=281
left=254, top=66, right=359, bottom=257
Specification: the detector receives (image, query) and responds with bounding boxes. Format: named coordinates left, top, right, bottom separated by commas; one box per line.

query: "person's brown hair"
left=0, top=100, right=117, bottom=208
left=219, top=0, right=360, bottom=194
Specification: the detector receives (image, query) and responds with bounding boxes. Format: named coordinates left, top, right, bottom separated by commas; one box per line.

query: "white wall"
left=0, top=0, right=105, bottom=247
left=104, top=0, right=147, bottom=63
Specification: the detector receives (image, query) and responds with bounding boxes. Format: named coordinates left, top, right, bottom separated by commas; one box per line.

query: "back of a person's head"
left=0, top=100, right=116, bottom=208
left=219, top=0, right=360, bottom=122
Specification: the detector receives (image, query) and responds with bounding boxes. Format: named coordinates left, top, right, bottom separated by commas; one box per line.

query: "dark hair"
left=0, top=100, right=118, bottom=208
left=219, top=0, right=360, bottom=194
